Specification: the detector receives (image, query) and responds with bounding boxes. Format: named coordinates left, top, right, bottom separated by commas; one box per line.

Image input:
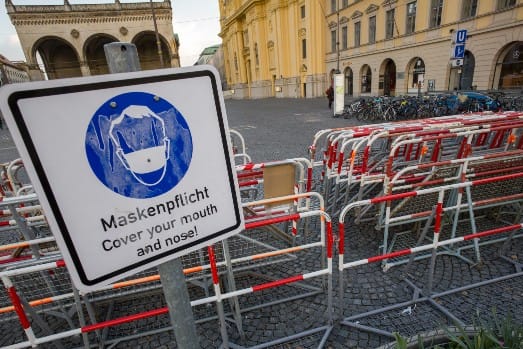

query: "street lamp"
left=150, top=0, right=165, bottom=68
left=336, top=0, right=341, bottom=74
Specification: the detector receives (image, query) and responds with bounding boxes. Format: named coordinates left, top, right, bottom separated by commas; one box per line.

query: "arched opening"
left=494, top=41, right=523, bottom=89
left=132, top=31, right=171, bottom=71
left=460, top=50, right=475, bottom=90
left=360, top=64, right=372, bottom=94
left=32, top=37, right=82, bottom=79
left=84, top=34, right=118, bottom=75
left=407, top=57, right=425, bottom=95
left=380, top=59, right=396, bottom=96
left=344, top=67, right=353, bottom=96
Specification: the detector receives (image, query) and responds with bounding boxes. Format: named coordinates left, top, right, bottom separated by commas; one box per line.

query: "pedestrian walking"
left=325, top=86, right=334, bottom=109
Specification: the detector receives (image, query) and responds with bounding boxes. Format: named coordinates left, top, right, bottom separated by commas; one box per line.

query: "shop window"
left=412, top=58, right=425, bottom=89
left=361, top=65, right=372, bottom=93
left=499, top=42, right=523, bottom=89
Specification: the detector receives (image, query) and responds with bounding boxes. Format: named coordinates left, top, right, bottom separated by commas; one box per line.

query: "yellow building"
left=328, top=0, right=523, bottom=96
left=221, top=0, right=523, bottom=98
left=219, top=0, right=328, bottom=98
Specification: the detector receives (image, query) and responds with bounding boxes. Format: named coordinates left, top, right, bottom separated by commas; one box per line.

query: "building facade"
left=6, top=0, right=180, bottom=80
left=219, top=0, right=327, bottom=98
left=194, top=44, right=227, bottom=90
left=327, top=0, right=523, bottom=96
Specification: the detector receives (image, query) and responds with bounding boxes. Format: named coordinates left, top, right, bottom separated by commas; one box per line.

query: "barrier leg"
left=464, top=186, right=481, bottom=264
left=7, top=203, right=41, bottom=259
left=208, top=246, right=230, bottom=349
left=222, top=239, right=245, bottom=339
left=72, top=286, right=90, bottom=349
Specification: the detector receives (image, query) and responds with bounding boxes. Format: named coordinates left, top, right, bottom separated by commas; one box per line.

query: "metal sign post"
left=105, top=42, right=199, bottom=348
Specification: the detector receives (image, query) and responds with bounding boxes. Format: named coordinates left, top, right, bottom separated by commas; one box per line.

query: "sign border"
left=6, top=69, right=242, bottom=286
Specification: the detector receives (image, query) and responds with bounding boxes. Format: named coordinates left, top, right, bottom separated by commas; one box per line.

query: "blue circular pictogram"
left=85, top=92, right=193, bottom=199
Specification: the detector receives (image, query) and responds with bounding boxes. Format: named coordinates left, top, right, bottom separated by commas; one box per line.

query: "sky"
left=0, top=0, right=221, bottom=67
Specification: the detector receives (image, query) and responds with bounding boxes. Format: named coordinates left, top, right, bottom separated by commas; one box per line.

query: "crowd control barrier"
left=0, top=192, right=334, bottom=348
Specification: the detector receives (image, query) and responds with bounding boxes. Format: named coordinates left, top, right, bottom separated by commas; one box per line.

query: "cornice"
left=10, top=12, right=172, bottom=26
left=6, top=2, right=171, bottom=14
left=351, top=10, right=363, bottom=20
left=221, top=0, right=264, bottom=31
left=365, top=4, right=379, bottom=14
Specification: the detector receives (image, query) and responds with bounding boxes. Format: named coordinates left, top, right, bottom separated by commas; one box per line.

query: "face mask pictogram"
left=109, top=105, right=170, bottom=186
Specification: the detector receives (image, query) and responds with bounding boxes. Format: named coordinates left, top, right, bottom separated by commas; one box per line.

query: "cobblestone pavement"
left=0, top=98, right=522, bottom=349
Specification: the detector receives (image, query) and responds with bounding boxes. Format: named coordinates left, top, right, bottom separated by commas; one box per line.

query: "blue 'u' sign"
left=456, top=29, right=467, bottom=44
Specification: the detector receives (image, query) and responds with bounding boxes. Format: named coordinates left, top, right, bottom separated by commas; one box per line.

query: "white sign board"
left=0, top=66, right=244, bottom=291
left=333, top=73, right=344, bottom=116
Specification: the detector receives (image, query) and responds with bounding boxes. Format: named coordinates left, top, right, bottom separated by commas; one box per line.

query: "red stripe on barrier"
left=337, top=152, right=344, bottom=174
left=252, top=275, right=304, bottom=292
left=434, top=202, right=443, bottom=234
left=307, top=167, right=312, bottom=192
left=237, top=170, right=263, bottom=179
left=362, top=146, right=369, bottom=173
left=463, top=225, right=522, bottom=241
left=472, top=172, right=523, bottom=186
left=7, top=287, right=31, bottom=329
left=326, top=221, right=333, bottom=259
left=0, top=221, right=11, bottom=227
left=239, top=180, right=261, bottom=187
left=82, top=307, right=169, bottom=333
left=245, top=213, right=301, bottom=230
left=370, top=191, right=417, bottom=204
left=207, top=246, right=219, bottom=285
left=338, top=222, right=345, bottom=255
left=431, top=138, right=441, bottom=162
left=367, top=249, right=412, bottom=263
left=56, top=260, right=66, bottom=268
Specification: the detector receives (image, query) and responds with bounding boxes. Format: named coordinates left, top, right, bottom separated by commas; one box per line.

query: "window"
left=342, top=26, right=348, bottom=49
left=255, top=43, right=259, bottom=66
left=406, top=2, right=416, bottom=34
left=354, top=22, right=361, bottom=47
left=302, top=39, right=307, bottom=58
left=300, top=5, right=305, bottom=18
left=331, top=30, right=337, bottom=52
left=386, top=9, right=395, bottom=39
left=331, top=0, right=337, bottom=13
left=342, top=0, right=349, bottom=7
left=497, top=0, right=516, bottom=9
left=361, top=65, right=372, bottom=93
left=369, top=16, right=376, bottom=44
left=461, top=0, right=477, bottom=18
left=430, top=0, right=443, bottom=28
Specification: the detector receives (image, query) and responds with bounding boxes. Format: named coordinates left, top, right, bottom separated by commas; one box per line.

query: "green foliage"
left=390, top=310, right=523, bottom=349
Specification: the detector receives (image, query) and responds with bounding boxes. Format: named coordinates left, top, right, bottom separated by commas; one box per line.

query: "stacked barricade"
left=0, top=130, right=335, bottom=348
left=308, top=111, right=523, bottom=343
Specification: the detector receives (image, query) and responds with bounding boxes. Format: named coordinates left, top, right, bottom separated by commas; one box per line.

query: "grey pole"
left=158, top=259, right=200, bottom=348
left=150, top=0, right=165, bottom=68
left=104, top=43, right=200, bottom=348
